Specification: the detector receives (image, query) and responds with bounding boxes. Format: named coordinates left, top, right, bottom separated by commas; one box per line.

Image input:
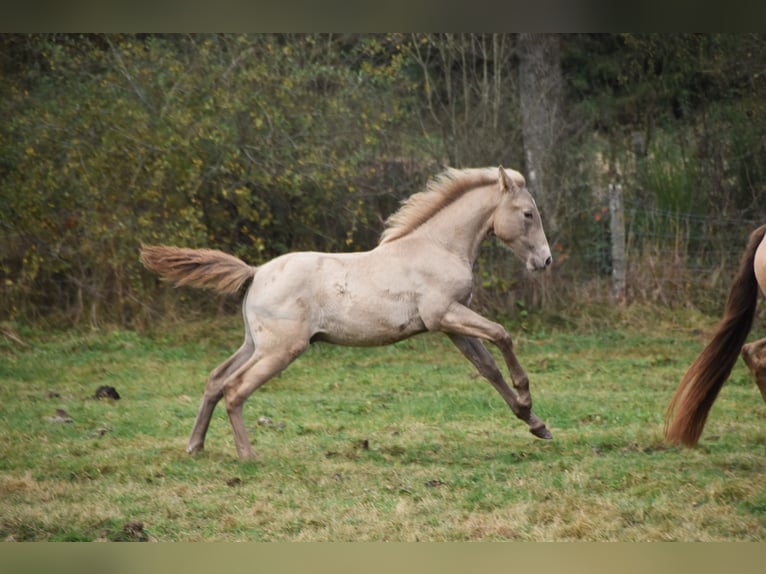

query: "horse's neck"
left=412, top=184, right=499, bottom=264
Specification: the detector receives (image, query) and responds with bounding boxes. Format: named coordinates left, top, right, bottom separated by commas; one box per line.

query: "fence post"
left=609, top=183, right=626, bottom=304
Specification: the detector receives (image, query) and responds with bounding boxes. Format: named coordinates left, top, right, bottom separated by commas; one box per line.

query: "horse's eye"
left=524, top=211, right=534, bottom=221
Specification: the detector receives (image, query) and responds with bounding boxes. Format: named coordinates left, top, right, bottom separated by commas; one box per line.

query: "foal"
left=142, top=166, right=552, bottom=460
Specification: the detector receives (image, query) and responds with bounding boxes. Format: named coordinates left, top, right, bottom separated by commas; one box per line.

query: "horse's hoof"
left=530, top=425, right=553, bottom=440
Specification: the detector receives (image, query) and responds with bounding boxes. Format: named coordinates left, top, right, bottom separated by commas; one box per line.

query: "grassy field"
left=1, top=308, right=765, bottom=541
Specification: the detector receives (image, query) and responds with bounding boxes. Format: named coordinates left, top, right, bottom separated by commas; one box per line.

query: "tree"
left=0, top=34, right=421, bottom=327
left=408, top=33, right=521, bottom=167
left=518, top=33, right=564, bottom=231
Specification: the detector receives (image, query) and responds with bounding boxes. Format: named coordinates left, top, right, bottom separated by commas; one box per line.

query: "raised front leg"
left=437, top=301, right=551, bottom=439
left=439, top=302, right=533, bottom=405
left=449, top=334, right=551, bottom=438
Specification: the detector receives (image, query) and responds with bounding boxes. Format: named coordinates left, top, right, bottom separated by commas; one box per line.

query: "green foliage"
left=0, top=34, right=423, bottom=327
left=3, top=34, right=766, bottom=327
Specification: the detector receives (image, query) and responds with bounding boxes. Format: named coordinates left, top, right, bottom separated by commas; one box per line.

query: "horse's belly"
left=250, top=250, right=430, bottom=346
left=314, top=300, right=427, bottom=346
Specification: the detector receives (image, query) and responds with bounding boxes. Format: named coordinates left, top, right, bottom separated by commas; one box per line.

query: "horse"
left=141, top=166, right=553, bottom=460
left=665, top=223, right=766, bottom=446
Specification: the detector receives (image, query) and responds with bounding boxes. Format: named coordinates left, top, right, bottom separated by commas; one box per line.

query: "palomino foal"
left=142, top=166, right=552, bottom=460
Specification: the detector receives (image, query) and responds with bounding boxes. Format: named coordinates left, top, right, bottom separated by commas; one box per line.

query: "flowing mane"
left=379, top=167, right=524, bottom=244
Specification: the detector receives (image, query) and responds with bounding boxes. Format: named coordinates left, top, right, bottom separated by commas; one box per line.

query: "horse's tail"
left=665, top=224, right=766, bottom=446
left=140, top=244, right=256, bottom=296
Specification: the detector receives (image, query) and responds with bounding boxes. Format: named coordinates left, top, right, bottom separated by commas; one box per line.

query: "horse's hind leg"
left=223, top=340, right=309, bottom=460
left=742, top=337, right=766, bottom=404
left=187, top=339, right=254, bottom=455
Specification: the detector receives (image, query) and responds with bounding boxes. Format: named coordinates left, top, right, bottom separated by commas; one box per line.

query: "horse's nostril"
left=544, top=256, right=552, bottom=267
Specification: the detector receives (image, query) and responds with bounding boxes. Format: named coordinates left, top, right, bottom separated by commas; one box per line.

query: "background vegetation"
left=3, top=33, right=766, bottom=328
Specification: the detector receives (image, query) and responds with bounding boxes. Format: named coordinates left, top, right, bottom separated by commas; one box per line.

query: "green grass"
left=1, top=310, right=765, bottom=541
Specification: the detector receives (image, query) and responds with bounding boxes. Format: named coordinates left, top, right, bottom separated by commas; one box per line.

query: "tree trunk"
left=518, top=33, right=563, bottom=231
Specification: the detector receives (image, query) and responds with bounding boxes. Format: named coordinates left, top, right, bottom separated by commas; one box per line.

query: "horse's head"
left=492, top=166, right=552, bottom=272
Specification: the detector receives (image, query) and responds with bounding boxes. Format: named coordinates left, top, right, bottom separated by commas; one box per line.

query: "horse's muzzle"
left=527, top=250, right=552, bottom=272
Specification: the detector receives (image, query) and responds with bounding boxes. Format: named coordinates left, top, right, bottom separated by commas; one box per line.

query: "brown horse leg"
left=186, top=340, right=254, bottom=455
left=439, top=302, right=536, bottom=403
left=448, top=333, right=551, bottom=439
left=223, top=342, right=308, bottom=460
left=742, top=337, right=766, bottom=404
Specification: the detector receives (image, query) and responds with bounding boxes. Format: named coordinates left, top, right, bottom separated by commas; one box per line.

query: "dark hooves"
left=530, top=425, right=553, bottom=440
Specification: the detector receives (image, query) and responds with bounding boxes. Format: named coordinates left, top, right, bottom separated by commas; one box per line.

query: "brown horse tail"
left=665, top=224, right=766, bottom=446
left=140, top=244, right=256, bottom=296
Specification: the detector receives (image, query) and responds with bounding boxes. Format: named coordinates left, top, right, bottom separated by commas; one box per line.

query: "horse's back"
left=245, top=248, right=428, bottom=346
left=250, top=250, right=371, bottom=296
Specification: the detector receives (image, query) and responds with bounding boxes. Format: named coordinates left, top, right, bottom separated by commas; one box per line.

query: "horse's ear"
left=498, top=166, right=516, bottom=193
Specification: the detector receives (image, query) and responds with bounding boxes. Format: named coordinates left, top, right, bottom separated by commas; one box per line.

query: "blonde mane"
left=379, top=167, right=523, bottom=244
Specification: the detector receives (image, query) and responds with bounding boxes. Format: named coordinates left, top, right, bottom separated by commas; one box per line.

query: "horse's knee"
left=494, top=327, right=513, bottom=348
left=223, top=386, right=245, bottom=413
left=202, top=386, right=224, bottom=403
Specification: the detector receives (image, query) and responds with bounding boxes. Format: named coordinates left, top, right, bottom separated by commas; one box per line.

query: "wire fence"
left=487, top=195, right=764, bottom=317
left=620, top=201, right=761, bottom=310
